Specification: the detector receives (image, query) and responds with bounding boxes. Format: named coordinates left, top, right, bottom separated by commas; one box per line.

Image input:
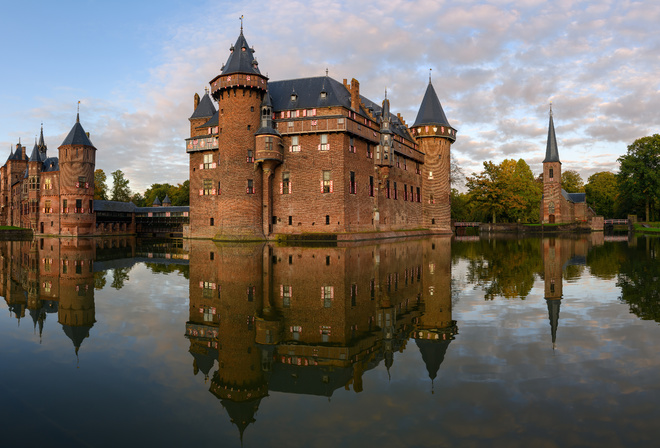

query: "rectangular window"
left=62, top=199, right=68, bottom=213
left=351, top=283, right=357, bottom=307
left=290, top=135, right=300, bottom=152
left=349, top=137, right=355, bottom=153
left=264, top=136, right=273, bottom=152
left=416, top=162, right=421, bottom=175
left=319, top=134, right=329, bottom=151
left=396, top=155, right=400, bottom=168
left=203, top=153, right=214, bottom=169
left=45, top=200, right=52, bottom=213
left=404, top=184, right=408, bottom=201
left=369, top=176, right=374, bottom=197
left=349, top=171, right=356, bottom=194
left=404, top=158, right=407, bottom=171
left=416, top=187, right=421, bottom=202
left=394, top=181, right=398, bottom=200
left=549, top=168, right=554, bottom=179
left=386, top=180, right=391, bottom=199
left=322, top=171, right=333, bottom=193
left=44, top=178, right=52, bottom=190
left=247, top=286, right=255, bottom=302
left=247, top=149, right=254, bottom=163
left=281, top=172, right=291, bottom=194
left=366, top=144, right=372, bottom=159
left=322, top=286, right=334, bottom=308
left=410, top=185, right=414, bottom=202
left=203, top=179, right=213, bottom=195
left=282, top=285, right=292, bottom=307
left=247, top=179, right=255, bottom=194
left=75, top=199, right=83, bottom=214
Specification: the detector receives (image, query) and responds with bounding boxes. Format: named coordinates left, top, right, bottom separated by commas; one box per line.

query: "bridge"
left=453, top=222, right=481, bottom=228
left=604, top=219, right=630, bottom=225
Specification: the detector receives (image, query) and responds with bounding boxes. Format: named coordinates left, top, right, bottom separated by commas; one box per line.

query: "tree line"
left=452, top=134, right=660, bottom=222
left=94, top=169, right=189, bottom=207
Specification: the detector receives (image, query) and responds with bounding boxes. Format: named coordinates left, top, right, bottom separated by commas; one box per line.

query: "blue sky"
left=1, top=0, right=659, bottom=192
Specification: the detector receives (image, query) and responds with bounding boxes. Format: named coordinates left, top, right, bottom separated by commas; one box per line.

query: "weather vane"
left=240, top=15, right=243, bottom=31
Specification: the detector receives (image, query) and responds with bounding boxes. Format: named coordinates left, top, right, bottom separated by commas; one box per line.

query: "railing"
left=604, top=219, right=630, bottom=225
left=185, top=137, right=219, bottom=153
left=454, top=222, right=481, bottom=227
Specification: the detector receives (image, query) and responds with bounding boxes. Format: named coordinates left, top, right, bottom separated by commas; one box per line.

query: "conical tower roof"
left=415, top=338, right=452, bottom=381
left=413, top=81, right=451, bottom=128
left=162, top=194, right=171, bottom=205
left=543, top=107, right=560, bottom=163
left=29, top=139, right=44, bottom=162
left=190, top=92, right=217, bottom=119
left=221, top=29, right=261, bottom=76
left=152, top=196, right=161, bottom=206
left=546, top=298, right=561, bottom=348
left=60, top=114, right=94, bottom=148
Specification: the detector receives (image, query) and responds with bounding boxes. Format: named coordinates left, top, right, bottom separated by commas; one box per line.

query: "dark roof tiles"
left=190, top=93, right=217, bottom=119
left=413, top=81, right=451, bottom=128
left=543, top=111, right=560, bottom=163
left=60, top=114, right=95, bottom=148
left=221, top=31, right=261, bottom=76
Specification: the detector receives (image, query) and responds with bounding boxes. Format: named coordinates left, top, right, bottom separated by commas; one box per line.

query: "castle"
left=186, top=27, right=456, bottom=240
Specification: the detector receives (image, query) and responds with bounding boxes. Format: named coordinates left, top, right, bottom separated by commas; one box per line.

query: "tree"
left=94, top=169, right=108, bottom=200
left=171, top=180, right=190, bottom=206
left=617, top=134, right=660, bottom=221
left=585, top=171, right=618, bottom=218
left=465, top=159, right=541, bottom=223
left=144, top=183, right=174, bottom=207
left=111, top=170, right=131, bottom=202
left=561, top=170, right=585, bottom=193
left=130, top=192, right=145, bottom=207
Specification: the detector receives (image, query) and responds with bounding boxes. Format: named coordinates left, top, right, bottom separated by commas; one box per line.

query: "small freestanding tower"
left=541, top=106, right=562, bottom=224
left=412, top=78, right=456, bottom=233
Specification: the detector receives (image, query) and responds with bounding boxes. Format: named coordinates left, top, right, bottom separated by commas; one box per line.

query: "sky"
left=1, top=0, right=659, bottom=193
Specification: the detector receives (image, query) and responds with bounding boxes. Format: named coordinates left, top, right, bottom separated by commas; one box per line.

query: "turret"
left=375, top=92, right=394, bottom=169
left=254, top=89, right=283, bottom=165
left=58, top=113, right=97, bottom=236
left=412, top=76, right=456, bottom=233
left=188, top=23, right=268, bottom=239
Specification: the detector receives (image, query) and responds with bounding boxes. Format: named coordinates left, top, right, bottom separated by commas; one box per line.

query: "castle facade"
left=186, top=28, right=456, bottom=240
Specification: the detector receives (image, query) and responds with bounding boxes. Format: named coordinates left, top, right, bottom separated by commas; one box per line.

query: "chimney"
left=194, top=93, right=200, bottom=110
left=350, top=78, right=360, bottom=112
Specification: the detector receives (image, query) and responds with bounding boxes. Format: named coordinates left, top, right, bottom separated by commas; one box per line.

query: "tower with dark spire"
left=58, top=112, right=97, bottom=236
left=188, top=21, right=268, bottom=239
left=542, top=237, right=564, bottom=349
left=412, top=74, right=456, bottom=233
left=541, top=105, right=562, bottom=223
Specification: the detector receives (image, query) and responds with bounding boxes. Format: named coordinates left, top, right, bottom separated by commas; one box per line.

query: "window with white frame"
left=319, top=134, right=329, bottom=151
left=290, top=135, right=300, bottom=152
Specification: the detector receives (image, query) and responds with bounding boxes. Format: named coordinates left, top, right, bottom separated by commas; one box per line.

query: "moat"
left=2, top=234, right=659, bottom=447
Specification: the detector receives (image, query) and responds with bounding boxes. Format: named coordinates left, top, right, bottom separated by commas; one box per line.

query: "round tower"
left=58, top=114, right=96, bottom=236
left=412, top=77, right=456, bottom=233
left=205, top=25, right=268, bottom=240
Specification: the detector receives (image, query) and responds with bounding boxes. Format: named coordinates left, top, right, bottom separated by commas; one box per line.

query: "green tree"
left=144, top=183, right=175, bottom=207
left=94, top=169, right=108, bottom=200
left=111, top=170, right=132, bottom=202
left=130, top=192, right=145, bottom=207
left=617, top=135, right=660, bottom=221
left=561, top=169, right=585, bottom=193
left=585, top=171, right=618, bottom=217
left=465, top=159, right=541, bottom=223
left=171, top=180, right=190, bottom=206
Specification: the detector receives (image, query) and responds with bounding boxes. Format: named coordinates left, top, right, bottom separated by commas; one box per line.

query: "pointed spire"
left=546, top=298, right=561, bottom=349
left=221, top=26, right=261, bottom=76
left=412, top=80, right=451, bottom=128
left=543, top=104, right=560, bottom=163
left=190, top=91, right=217, bottom=119
left=60, top=114, right=95, bottom=148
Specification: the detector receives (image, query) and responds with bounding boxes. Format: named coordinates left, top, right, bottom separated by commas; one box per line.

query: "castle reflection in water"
left=0, top=236, right=458, bottom=438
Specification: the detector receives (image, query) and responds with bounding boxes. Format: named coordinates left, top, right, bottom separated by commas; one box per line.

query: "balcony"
left=185, top=137, right=219, bottom=153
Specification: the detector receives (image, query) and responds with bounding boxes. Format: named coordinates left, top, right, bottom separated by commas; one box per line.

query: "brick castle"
left=186, top=26, right=456, bottom=240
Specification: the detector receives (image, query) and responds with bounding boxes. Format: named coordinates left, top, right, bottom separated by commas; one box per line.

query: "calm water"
left=1, top=234, right=659, bottom=448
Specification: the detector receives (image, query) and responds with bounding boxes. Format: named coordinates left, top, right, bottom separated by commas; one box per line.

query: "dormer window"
left=291, top=93, right=298, bottom=102
left=320, top=91, right=327, bottom=99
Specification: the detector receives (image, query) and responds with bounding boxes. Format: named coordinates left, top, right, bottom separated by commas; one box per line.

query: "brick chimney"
left=350, top=78, right=360, bottom=111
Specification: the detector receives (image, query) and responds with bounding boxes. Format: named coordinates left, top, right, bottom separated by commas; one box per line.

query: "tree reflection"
left=617, top=237, right=660, bottom=322
left=460, top=238, right=543, bottom=300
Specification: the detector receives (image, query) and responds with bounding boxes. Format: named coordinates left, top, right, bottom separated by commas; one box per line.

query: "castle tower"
left=189, top=25, right=267, bottom=240
left=58, top=114, right=96, bottom=236
left=412, top=78, right=456, bottom=233
left=541, top=106, right=562, bottom=224
left=27, top=137, right=45, bottom=232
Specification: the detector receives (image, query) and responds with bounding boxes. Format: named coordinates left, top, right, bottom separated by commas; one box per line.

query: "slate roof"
left=62, top=324, right=93, bottom=354
left=269, top=76, right=414, bottom=142
left=162, top=194, right=171, bottom=205
left=135, top=205, right=189, bottom=214
left=197, top=111, right=219, bottom=129
left=546, top=298, right=561, bottom=346
left=221, top=31, right=261, bottom=76
left=60, top=114, right=95, bottom=148
left=415, top=338, right=452, bottom=381
left=412, top=81, right=451, bottom=128
left=190, top=92, right=217, bottom=119
left=29, top=142, right=44, bottom=163
left=42, top=157, right=59, bottom=172
left=561, top=189, right=586, bottom=204
left=152, top=196, right=162, bottom=206
left=93, top=200, right=137, bottom=213
left=543, top=111, right=560, bottom=163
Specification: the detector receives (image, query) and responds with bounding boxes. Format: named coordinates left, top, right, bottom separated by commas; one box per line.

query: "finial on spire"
left=205, top=86, right=209, bottom=94
left=240, top=15, right=244, bottom=32
left=325, top=67, right=328, bottom=77
left=77, top=101, right=80, bottom=123
left=429, top=68, right=432, bottom=84
left=385, top=87, right=388, bottom=99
